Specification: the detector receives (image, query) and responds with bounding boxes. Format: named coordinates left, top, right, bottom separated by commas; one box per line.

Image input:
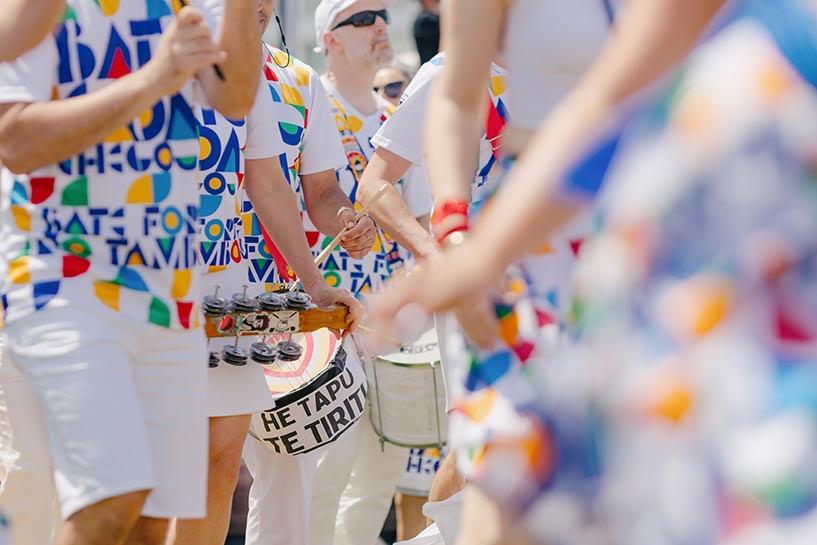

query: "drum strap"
left=326, top=91, right=405, bottom=274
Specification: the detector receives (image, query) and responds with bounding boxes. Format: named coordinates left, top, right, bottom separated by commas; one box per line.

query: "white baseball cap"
left=314, top=0, right=395, bottom=52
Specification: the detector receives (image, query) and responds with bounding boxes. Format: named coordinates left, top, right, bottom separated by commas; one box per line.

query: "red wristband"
left=431, top=198, right=469, bottom=244
left=431, top=198, right=469, bottom=226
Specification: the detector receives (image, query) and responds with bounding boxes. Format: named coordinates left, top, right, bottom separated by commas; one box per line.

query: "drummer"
left=353, top=51, right=508, bottom=540
left=166, top=3, right=369, bottom=545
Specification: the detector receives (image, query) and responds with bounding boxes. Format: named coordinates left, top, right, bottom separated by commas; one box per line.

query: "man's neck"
left=325, top=59, right=379, bottom=116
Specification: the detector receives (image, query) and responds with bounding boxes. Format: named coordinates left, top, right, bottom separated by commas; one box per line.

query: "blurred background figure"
left=413, top=0, right=440, bottom=64
left=373, top=63, right=413, bottom=105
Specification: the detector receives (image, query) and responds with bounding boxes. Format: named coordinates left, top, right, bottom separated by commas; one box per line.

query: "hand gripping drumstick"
left=314, top=183, right=389, bottom=268
left=288, top=184, right=390, bottom=291
left=177, top=0, right=226, bottom=81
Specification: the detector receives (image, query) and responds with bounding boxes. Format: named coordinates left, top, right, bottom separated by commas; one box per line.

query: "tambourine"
left=202, top=286, right=350, bottom=339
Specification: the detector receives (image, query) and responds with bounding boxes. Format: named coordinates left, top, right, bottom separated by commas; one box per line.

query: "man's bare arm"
left=0, top=0, right=64, bottom=62
left=357, top=148, right=438, bottom=260
left=196, top=0, right=260, bottom=119
left=0, top=7, right=224, bottom=173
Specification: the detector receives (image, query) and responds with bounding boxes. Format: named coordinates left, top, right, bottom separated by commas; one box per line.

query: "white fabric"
left=0, top=0, right=220, bottom=330
left=202, top=265, right=272, bottom=417
left=0, top=341, right=59, bottom=545
left=2, top=306, right=208, bottom=520
left=243, top=436, right=321, bottom=545
left=503, top=0, right=611, bottom=129
left=309, top=406, right=409, bottom=545
left=422, top=491, right=464, bottom=545
left=313, top=0, right=396, bottom=48
left=395, top=523, right=444, bottom=545
left=401, top=165, right=433, bottom=221
left=198, top=71, right=286, bottom=417
left=370, top=54, right=506, bottom=202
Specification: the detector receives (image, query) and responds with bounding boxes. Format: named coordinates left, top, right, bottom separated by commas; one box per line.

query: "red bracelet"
left=431, top=198, right=469, bottom=226
left=431, top=198, right=469, bottom=244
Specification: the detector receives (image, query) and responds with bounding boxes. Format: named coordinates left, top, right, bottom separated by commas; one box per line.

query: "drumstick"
left=358, top=325, right=403, bottom=348
left=177, top=0, right=226, bottom=81
left=288, top=184, right=390, bottom=292
left=314, top=184, right=389, bottom=268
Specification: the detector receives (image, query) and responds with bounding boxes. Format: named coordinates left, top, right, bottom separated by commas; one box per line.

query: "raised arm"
left=357, top=148, right=438, bottom=260
left=0, top=7, right=224, bottom=174
left=196, top=0, right=261, bottom=119
left=463, top=0, right=728, bottom=272
left=375, top=0, right=728, bottom=323
left=0, top=0, right=65, bottom=62
left=424, top=0, right=506, bottom=203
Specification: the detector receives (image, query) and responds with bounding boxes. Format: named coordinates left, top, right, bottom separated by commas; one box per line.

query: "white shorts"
left=3, top=306, right=208, bottom=520
left=202, top=269, right=274, bottom=417
left=0, top=339, right=59, bottom=545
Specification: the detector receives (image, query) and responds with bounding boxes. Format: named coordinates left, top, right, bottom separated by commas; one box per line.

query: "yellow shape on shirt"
left=8, top=256, right=30, bottom=284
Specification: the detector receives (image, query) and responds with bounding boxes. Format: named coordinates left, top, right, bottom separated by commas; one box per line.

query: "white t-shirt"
left=371, top=53, right=508, bottom=203
left=504, top=0, right=612, bottom=129
left=196, top=75, right=285, bottom=278
left=0, top=0, right=220, bottom=330
left=243, top=46, right=347, bottom=286
left=318, top=76, right=432, bottom=294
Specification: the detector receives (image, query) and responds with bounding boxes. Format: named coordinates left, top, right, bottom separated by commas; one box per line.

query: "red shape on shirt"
left=30, top=177, right=55, bottom=204
left=177, top=300, right=194, bottom=329
left=108, top=48, right=131, bottom=79
left=569, top=238, right=585, bottom=257
left=62, top=255, right=90, bottom=278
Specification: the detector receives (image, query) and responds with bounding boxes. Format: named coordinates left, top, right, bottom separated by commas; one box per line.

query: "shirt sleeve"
left=0, top=37, right=57, bottom=104
left=244, top=76, right=287, bottom=160
left=299, top=68, right=347, bottom=176
left=400, top=165, right=434, bottom=219
left=370, top=63, right=439, bottom=165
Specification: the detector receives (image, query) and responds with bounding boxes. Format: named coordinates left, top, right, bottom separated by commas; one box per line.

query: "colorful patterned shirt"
left=0, top=0, right=221, bottom=329
left=196, top=76, right=285, bottom=282
left=242, top=46, right=347, bottom=288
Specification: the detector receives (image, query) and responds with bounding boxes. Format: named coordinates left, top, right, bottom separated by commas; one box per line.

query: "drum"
left=366, top=327, right=448, bottom=448
left=248, top=329, right=367, bottom=456
left=397, top=447, right=447, bottom=497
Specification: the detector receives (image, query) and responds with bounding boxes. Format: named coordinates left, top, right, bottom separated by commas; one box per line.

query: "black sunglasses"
left=332, top=9, right=390, bottom=31
left=373, top=80, right=406, bottom=99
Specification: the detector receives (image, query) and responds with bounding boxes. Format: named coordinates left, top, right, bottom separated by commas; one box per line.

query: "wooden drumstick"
left=358, top=325, right=403, bottom=348
left=288, top=184, right=390, bottom=292
left=314, top=183, right=389, bottom=268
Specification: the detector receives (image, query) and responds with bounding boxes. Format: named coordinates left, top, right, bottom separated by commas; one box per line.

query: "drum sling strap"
left=326, top=92, right=405, bottom=273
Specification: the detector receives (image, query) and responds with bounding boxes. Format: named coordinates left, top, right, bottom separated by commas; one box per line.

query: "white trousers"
left=0, top=343, right=59, bottom=545
left=309, top=412, right=409, bottom=545
left=243, top=436, right=321, bottom=545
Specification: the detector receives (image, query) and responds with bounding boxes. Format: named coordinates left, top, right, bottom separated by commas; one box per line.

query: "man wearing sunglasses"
left=299, top=2, right=434, bottom=545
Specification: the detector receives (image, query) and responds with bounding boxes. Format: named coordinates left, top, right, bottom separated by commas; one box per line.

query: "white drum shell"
left=367, top=328, right=448, bottom=448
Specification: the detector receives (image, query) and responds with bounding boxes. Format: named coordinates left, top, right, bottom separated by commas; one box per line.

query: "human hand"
left=368, top=240, right=500, bottom=345
left=143, top=7, right=226, bottom=96
left=305, top=283, right=364, bottom=338
left=337, top=207, right=377, bottom=258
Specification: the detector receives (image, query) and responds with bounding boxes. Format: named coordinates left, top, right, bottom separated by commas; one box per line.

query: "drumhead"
left=377, top=328, right=440, bottom=367
left=259, top=330, right=339, bottom=397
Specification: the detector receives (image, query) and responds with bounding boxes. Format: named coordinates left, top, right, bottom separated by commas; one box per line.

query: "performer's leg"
left=427, top=451, right=464, bottom=504
left=307, top=421, right=362, bottom=545
left=168, top=415, right=251, bottom=545
left=395, top=493, right=428, bottom=541
left=454, top=486, right=530, bottom=545
left=333, top=419, right=409, bottom=545
left=0, top=348, right=59, bottom=545
left=5, top=306, right=208, bottom=545
left=243, top=436, right=320, bottom=545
